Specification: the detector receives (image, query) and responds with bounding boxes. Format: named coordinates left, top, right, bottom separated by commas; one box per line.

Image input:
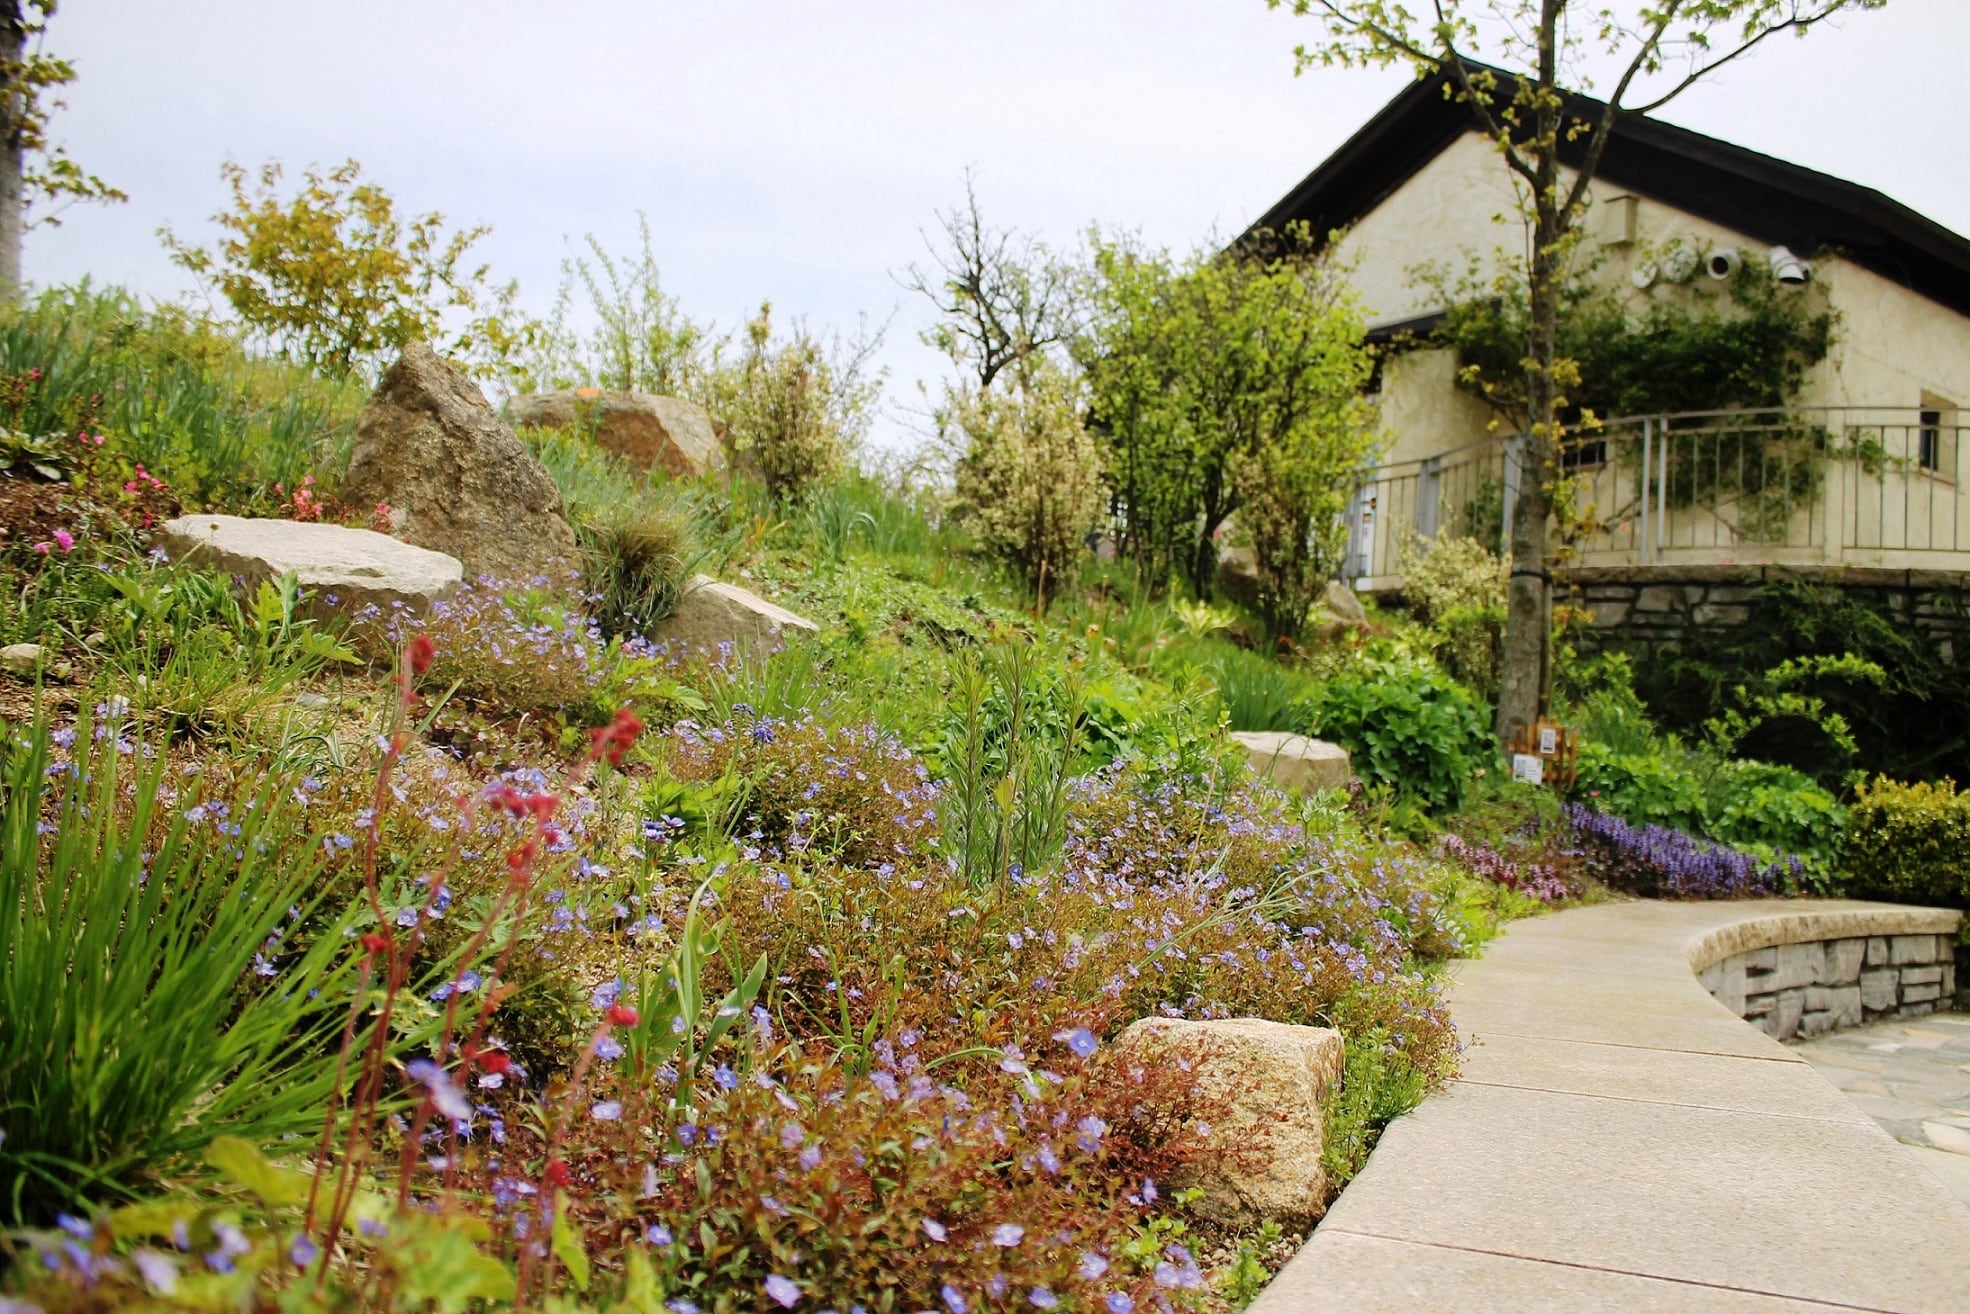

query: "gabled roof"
left=1244, top=65, right=1970, bottom=318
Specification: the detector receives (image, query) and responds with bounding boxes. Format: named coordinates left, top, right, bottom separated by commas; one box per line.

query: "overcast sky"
left=27, top=1, right=1970, bottom=451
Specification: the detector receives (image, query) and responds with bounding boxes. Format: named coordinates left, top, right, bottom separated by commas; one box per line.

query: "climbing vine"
left=1413, top=251, right=1837, bottom=536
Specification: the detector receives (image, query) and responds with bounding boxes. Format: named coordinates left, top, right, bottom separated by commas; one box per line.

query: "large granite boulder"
left=509, top=389, right=724, bottom=480
left=654, top=575, right=817, bottom=653
left=341, top=343, right=576, bottom=582
left=1215, top=544, right=1261, bottom=609
left=159, top=515, right=462, bottom=615
left=1233, top=731, right=1353, bottom=793
left=1322, top=579, right=1367, bottom=625
left=1110, top=1017, right=1345, bottom=1228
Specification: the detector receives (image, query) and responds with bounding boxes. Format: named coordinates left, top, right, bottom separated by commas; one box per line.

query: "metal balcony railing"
left=1342, top=406, right=1970, bottom=584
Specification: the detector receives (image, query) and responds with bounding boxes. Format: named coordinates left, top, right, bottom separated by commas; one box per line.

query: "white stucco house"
left=1244, top=68, right=1970, bottom=588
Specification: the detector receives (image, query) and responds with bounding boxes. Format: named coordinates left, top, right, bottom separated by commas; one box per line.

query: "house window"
left=1918, top=395, right=1957, bottom=478
left=1560, top=436, right=1607, bottom=470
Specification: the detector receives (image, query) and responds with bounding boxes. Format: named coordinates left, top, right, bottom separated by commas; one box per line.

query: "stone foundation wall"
left=1698, top=932, right=1958, bottom=1041
left=1556, top=564, right=1970, bottom=662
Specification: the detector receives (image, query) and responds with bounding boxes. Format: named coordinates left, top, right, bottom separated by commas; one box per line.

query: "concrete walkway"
left=1252, top=900, right=1970, bottom=1313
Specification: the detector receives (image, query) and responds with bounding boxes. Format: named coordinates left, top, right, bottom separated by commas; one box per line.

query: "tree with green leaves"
left=161, top=159, right=508, bottom=379
left=1081, top=225, right=1378, bottom=617
left=0, top=0, right=125, bottom=298
left=1270, top=0, right=1886, bottom=741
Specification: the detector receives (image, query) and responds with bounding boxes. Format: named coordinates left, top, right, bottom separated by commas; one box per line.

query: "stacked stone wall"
left=1698, top=932, right=1957, bottom=1042
left=1556, top=564, right=1970, bottom=662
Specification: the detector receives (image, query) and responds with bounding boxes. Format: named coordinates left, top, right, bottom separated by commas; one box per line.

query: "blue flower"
left=1053, top=1027, right=1099, bottom=1059
left=765, top=1275, right=801, bottom=1308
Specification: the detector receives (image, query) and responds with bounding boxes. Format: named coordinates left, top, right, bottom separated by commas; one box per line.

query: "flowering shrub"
left=354, top=572, right=605, bottom=715
left=1565, top=804, right=1799, bottom=898
left=947, top=362, right=1107, bottom=600
left=1436, top=832, right=1571, bottom=904
left=665, top=711, right=942, bottom=870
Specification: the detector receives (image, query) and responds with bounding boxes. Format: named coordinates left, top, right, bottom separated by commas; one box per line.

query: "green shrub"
left=1301, top=666, right=1495, bottom=812
left=573, top=489, right=714, bottom=640
left=0, top=284, right=363, bottom=510
left=1842, top=776, right=1970, bottom=910
left=0, top=719, right=365, bottom=1221
left=1707, top=759, right=1847, bottom=877
left=1573, top=743, right=1709, bottom=832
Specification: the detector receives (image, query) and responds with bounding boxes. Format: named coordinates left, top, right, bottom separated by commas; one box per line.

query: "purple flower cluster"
left=1564, top=805, right=1797, bottom=899
left=1436, top=833, right=1569, bottom=904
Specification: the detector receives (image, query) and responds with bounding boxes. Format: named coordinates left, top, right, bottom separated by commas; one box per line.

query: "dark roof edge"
left=1240, top=63, right=1970, bottom=318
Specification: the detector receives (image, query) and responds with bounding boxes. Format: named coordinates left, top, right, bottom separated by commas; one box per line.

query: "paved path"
left=1251, top=900, right=1970, bottom=1313
left=1794, top=1010, right=1970, bottom=1206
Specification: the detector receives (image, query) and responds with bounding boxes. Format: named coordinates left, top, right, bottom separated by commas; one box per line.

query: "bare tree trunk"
left=0, top=0, right=23, bottom=302
left=1495, top=5, right=1566, bottom=744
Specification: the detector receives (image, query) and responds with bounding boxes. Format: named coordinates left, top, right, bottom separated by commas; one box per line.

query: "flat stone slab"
left=159, top=514, right=463, bottom=615
left=652, top=575, right=817, bottom=653
left=1793, top=1011, right=1970, bottom=1205
left=1232, top=731, right=1352, bottom=793
left=1255, top=900, right=1970, bottom=1314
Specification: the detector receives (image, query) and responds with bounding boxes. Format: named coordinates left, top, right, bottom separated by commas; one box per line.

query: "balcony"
left=1343, top=406, right=1970, bottom=589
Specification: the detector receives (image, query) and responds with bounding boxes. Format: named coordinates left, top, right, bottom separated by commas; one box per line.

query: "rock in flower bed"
left=4, top=668, right=1465, bottom=1311
left=1564, top=803, right=1804, bottom=898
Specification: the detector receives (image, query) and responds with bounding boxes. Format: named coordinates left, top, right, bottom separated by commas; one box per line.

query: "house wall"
left=1340, top=129, right=1970, bottom=573
left=1375, top=347, right=1496, bottom=465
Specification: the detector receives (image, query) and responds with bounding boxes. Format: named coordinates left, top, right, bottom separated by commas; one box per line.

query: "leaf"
left=618, top=1247, right=666, bottom=1313
left=551, top=1191, right=591, bottom=1292
left=203, top=1135, right=314, bottom=1207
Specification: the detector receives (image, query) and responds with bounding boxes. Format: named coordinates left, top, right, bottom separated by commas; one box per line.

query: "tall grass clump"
left=0, top=715, right=364, bottom=1222
left=0, top=284, right=365, bottom=509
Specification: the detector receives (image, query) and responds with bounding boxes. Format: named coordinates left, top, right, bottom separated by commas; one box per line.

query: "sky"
left=26, top=0, right=1970, bottom=452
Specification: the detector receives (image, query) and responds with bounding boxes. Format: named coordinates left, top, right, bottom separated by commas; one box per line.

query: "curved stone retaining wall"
left=1689, top=907, right=1961, bottom=1042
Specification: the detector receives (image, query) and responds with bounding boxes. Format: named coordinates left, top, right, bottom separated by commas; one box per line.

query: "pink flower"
left=52, top=529, right=73, bottom=552
left=32, top=541, right=50, bottom=555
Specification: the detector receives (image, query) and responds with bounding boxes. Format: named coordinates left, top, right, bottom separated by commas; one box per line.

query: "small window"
left=1918, top=394, right=1957, bottom=479
left=1560, top=436, right=1607, bottom=470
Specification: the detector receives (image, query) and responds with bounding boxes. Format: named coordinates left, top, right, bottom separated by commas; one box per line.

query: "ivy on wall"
left=1421, top=252, right=1836, bottom=424
left=1410, top=251, right=1837, bottom=535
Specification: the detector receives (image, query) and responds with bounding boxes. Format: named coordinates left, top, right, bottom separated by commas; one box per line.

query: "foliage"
left=484, top=211, right=712, bottom=399
left=947, top=360, right=1107, bottom=601
left=0, top=284, right=363, bottom=509
left=0, top=717, right=366, bottom=1222
left=1842, top=776, right=1970, bottom=912
left=1632, top=580, right=1968, bottom=787
left=1300, top=665, right=1496, bottom=813
left=0, top=0, right=126, bottom=241
left=1565, top=804, right=1798, bottom=899
left=161, top=158, right=511, bottom=378
left=1399, top=534, right=1507, bottom=697
left=704, top=302, right=879, bottom=503
left=1081, top=224, right=1378, bottom=598
left=1424, top=253, right=1836, bottom=430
